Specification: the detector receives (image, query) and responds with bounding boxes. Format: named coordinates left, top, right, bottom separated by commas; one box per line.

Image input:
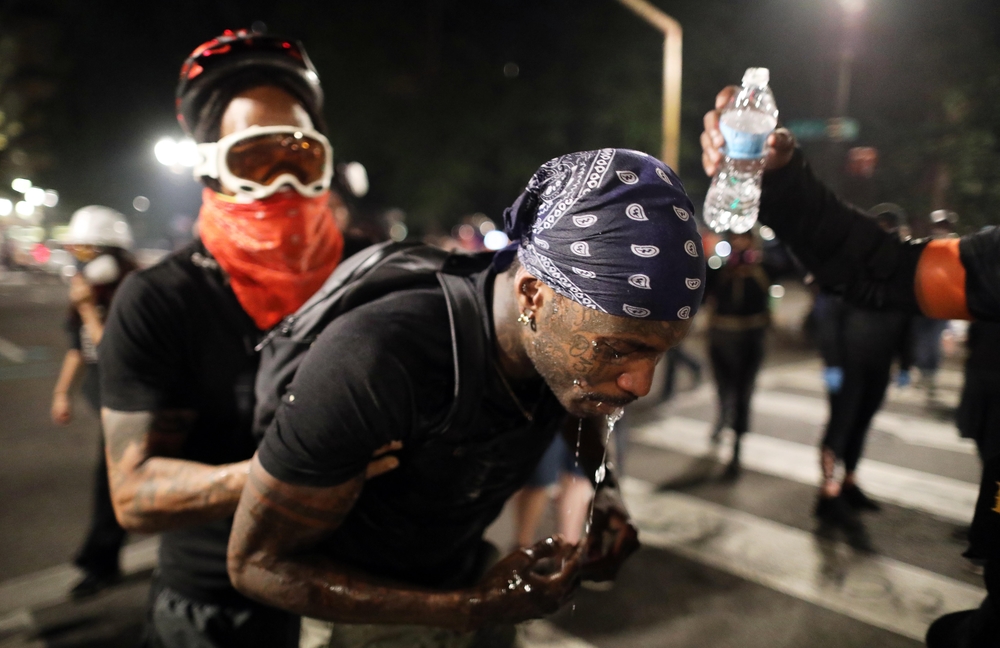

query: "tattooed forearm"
left=102, top=407, right=249, bottom=533
left=228, top=456, right=473, bottom=629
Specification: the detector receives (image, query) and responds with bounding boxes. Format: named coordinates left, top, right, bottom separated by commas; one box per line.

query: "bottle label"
left=721, top=122, right=770, bottom=160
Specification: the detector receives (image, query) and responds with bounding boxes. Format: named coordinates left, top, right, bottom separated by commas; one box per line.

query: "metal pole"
left=614, top=0, right=683, bottom=170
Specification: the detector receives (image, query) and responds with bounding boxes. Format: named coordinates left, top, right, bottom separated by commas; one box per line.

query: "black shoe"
left=840, top=483, right=881, bottom=512
left=815, top=495, right=863, bottom=533
left=69, top=569, right=121, bottom=600
left=722, top=457, right=741, bottom=480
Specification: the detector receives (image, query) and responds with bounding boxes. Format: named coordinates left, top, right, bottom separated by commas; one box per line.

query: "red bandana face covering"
left=198, top=188, right=344, bottom=329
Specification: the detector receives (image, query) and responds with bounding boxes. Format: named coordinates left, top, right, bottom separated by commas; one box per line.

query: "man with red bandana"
left=98, top=30, right=379, bottom=648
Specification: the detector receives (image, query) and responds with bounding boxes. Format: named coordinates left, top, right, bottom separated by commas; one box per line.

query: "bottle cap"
left=742, top=67, right=770, bottom=87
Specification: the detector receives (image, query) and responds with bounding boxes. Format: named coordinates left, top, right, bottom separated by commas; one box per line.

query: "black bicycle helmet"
left=176, top=29, right=325, bottom=142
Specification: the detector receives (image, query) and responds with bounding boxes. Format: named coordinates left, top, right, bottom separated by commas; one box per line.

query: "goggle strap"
left=193, top=142, right=220, bottom=180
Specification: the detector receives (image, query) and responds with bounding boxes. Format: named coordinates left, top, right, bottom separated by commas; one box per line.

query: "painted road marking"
left=0, top=538, right=158, bottom=618
left=623, top=477, right=985, bottom=641
left=748, top=390, right=975, bottom=455
left=0, top=337, right=27, bottom=364
left=634, top=417, right=978, bottom=523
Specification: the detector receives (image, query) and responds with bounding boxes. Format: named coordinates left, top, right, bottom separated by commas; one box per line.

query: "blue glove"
left=823, top=367, right=844, bottom=394
left=897, top=369, right=912, bottom=388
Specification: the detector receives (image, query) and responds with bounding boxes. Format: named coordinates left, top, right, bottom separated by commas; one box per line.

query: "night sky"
left=2, top=0, right=999, bottom=245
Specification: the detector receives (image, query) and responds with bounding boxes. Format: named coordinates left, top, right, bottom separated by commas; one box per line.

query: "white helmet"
left=65, top=205, right=134, bottom=250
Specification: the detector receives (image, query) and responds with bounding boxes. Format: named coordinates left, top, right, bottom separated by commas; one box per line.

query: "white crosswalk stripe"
left=749, top=390, right=975, bottom=455
left=634, top=416, right=978, bottom=523
left=622, top=477, right=985, bottom=641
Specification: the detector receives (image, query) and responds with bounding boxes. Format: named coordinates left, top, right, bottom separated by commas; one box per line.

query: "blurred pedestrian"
left=50, top=206, right=137, bottom=598
left=99, top=30, right=349, bottom=648
left=958, top=321, right=1000, bottom=463
left=705, top=231, right=770, bottom=476
left=659, top=344, right=702, bottom=402
left=814, top=206, right=913, bottom=527
left=513, top=435, right=593, bottom=548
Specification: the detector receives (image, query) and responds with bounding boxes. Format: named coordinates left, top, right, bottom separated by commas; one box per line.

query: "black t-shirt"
left=257, top=268, right=568, bottom=588
left=67, top=312, right=101, bottom=411
left=100, top=240, right=261, bottom=604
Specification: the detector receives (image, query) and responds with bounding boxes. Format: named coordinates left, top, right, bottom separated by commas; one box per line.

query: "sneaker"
left=815, top=495, right=863, bottom=533
left=69, top=569, right=121, bottom=600
left=840, top=483, right=882, bottom=512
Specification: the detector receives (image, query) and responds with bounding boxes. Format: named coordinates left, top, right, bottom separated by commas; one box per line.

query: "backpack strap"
left=435, top=271, right=489, bottom=437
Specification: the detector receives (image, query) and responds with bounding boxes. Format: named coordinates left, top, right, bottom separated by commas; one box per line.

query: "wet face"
left=516, top=271, right=690, bottom=417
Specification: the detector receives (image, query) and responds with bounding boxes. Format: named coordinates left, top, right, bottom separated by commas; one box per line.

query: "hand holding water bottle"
left=700, top=85, right=796, bottom=199
left=701, top=69, right=785, bottom=233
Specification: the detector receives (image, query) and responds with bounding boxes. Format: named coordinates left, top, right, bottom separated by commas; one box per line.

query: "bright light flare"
left=15, top=201, right=34, bottom=217
left=43, top=190, right=59, bottom=207
left=11, top=178, right=31, bottom=193
left=156, top=137, right=198, bottom=167
left=483, top=230, right=510, bottom=251
left=714, top=241, right=732, bottom=258
left=0, top=198, right=11, bottom=216
left=24, top=186, right=45, bottom=206
left=839, top=0, right=865, bottom=14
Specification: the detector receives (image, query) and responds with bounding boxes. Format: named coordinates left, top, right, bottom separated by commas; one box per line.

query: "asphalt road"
left=0, top=271, right=982, bottom=647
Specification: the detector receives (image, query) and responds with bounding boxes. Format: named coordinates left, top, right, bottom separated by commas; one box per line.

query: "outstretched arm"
left=701, top=86, right=989, bottom=321
left=228, top=454, right=582, bottom=630
left=102, top=408, right=249, bottom=533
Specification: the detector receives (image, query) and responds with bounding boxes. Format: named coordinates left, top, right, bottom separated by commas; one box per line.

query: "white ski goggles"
left=194, top=125, right=334, bottom=201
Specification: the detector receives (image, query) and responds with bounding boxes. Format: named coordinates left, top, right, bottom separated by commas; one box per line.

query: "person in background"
left=704, top=230, right=770, bottom=477
left=513, top=435, right=593, bottom=549
left=958, top=321, right=1000, bottom=463
left=911, top=209, right=960, bottom=406
left=813, top=205, right=913, bottom=529
left=659, top=344, right=702, bottom=402
left=50, top=206, right=138, bottom=598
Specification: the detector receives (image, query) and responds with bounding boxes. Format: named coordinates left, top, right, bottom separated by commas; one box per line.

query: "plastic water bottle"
left=703, top=67, right=779, bottom=234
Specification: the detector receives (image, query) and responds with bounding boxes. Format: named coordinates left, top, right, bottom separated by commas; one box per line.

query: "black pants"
left=822, top=352, right=892, bottom=473
left=145, top=575, right=300, bottom=648
left=661, top=345, right=702, bottom=401
left=74, top=429, right=126, bottom=576
left=709, top=327, right=766, bottom=435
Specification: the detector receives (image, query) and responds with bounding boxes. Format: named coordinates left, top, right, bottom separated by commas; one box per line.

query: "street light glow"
left=24, top=186, right=45, bottom=206
left=839, top=0, right=865, bottom=14
left=0, top=198, right=12, bottom=216
left=42, top=190, right=59, bottom=207
left=15, top=201, right=34, bottom=217
left=155, top=137, right=199, bottom=167
left=154, top=138, right=179, bottom=166
left=11, top=178, right=31, bottom=193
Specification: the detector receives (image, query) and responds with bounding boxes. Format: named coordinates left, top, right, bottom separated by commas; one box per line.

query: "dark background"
left=1, top=0, right=999, bottom=244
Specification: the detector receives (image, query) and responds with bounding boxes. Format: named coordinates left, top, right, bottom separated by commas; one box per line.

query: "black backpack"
left=252, top=241, right=493, bottom=443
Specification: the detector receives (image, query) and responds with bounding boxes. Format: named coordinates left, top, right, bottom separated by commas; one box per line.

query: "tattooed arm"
left=228, top=453, right=582, bottom=629
left=102, top=408, right=249, bottom=533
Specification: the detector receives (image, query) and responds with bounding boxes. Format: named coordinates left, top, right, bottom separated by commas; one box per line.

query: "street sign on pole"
left=786, top=117, right=860, bottom=142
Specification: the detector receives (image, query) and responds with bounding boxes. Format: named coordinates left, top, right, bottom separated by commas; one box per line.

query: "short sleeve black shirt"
left=99, top=240, right=262, bottom=603
left=257, top=269, right=568, bottom=588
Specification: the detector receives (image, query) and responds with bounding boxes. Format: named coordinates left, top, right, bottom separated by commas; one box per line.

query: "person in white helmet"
left=51, top=205, right=138, bottom=598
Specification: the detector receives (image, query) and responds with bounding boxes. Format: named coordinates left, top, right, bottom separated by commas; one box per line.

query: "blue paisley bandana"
left=503, top=149, right=706, bottom=321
